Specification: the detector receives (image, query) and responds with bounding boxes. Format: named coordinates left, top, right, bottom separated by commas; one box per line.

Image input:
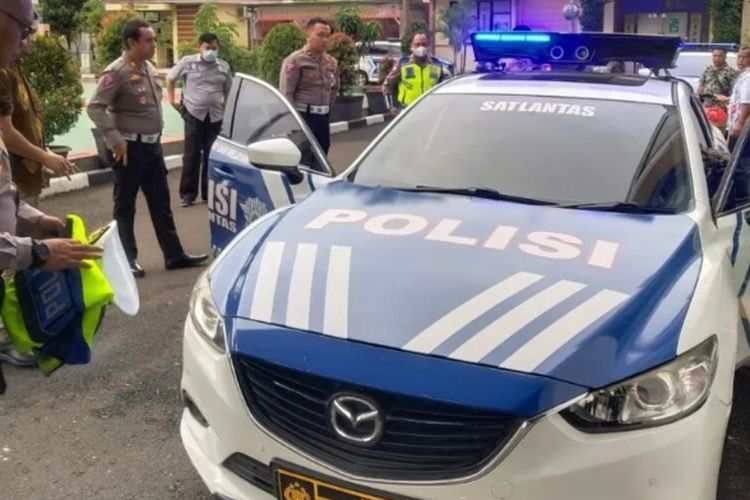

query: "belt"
left=295, top=103, right=330, bottom=115
left=121, top=132, right=161, bottom=144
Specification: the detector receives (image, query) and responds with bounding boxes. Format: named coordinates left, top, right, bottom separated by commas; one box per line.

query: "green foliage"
left=401, top=20, right=429, bottom=54
left=334, top=6, right=382, bottom=57
left=580, top=0, right=609, bottom=32
left=94, top=10, right=139, bottom=71
left=438, top=0, right=475, bottom=73
left=20, top=36, right=84, bottom=145
left=258, top=23, right=306, bottom=85
left=710, top=0, right=742, bottom=43
left=327, top=32, right=358, bottom=96
left=39, top=0, right=88, bottom=47
left=179, top=4, right=257, bottom=75
left=77, top=0, right=106, bottom=37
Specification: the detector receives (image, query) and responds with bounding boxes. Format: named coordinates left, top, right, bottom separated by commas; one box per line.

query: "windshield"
left=349, top=94, right=692, bottom=212
left=672, top=53, right=737, bottom=78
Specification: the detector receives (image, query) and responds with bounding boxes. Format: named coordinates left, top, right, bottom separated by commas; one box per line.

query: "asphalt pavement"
left=0, top=122, right=748, bottom=500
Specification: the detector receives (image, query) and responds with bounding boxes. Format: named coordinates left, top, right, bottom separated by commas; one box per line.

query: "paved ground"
left=0, top=122, right=748, bottom=500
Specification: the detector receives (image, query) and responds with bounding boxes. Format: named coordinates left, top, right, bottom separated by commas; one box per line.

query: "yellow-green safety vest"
left=397, top=61, right=442, bottom=108
left=1, top=214, right=114, bottom=375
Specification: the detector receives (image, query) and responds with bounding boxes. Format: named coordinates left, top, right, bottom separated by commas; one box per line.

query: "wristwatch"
left=31, top=240, right=50, bottom=269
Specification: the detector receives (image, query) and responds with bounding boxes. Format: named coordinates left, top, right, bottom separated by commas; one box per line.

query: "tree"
left=39, top=0, right=88, bottom=49
left=334, top=7, right=382, bottom=58
left=77, top=0, right=106, bottom=37
left=94, top=10, right=139, bottom=71
left=438, top=0, right=476, bottom=74
left=327, top=32, right=358, bottom=96
left=710, top=0, right=742, bottom=43
left=21, top=36, right=84, bottom=145
left=258, top=23, right=306, bottom=85
left=180, top=4, right=257, bottom=75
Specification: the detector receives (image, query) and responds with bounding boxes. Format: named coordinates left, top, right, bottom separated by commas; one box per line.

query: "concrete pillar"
left=603, top=1, right=615, bottom=33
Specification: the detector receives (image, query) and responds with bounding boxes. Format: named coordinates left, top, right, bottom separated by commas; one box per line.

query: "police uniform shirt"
left=0, top=135, right=44, bottom=271
left=280, top=48, right=339, bottom=107
left=166, top=53, right=232, bottom=123
left=87, top=55, right=164, bottom=148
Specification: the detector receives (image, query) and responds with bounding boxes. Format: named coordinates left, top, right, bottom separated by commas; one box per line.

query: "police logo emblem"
left=240, top=196, right=268, bottom=223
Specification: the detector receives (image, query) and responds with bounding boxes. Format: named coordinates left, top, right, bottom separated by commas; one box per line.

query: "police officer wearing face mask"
left=167, top=33, right=232, bottom=207
left=383, top=32, right=447, bottom=115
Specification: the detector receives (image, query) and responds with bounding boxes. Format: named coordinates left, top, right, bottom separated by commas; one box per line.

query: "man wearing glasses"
left=0, top=1, right=102, bottom=372
left=0, top=12, right=74, bottom=207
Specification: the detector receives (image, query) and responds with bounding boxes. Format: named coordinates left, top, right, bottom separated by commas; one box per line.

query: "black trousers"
left=300, top=111, right=331, bottom=154
left=181, top=111, right=222, bottom=202
left=113, top=141, right=184, bottom=264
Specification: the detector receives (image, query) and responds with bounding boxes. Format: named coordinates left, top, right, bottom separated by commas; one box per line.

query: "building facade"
left=611, top=0, right=710, bottom=42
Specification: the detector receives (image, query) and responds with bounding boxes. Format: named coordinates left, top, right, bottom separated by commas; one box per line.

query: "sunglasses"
left=0, top=8, right=37, bottom=40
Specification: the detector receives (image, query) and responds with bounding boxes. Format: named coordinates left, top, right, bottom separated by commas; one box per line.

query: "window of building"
left=476, top=1, right=512, bottom=31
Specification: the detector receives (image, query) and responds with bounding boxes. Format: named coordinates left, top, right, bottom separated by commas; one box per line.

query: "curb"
left=41, top=113, right=393, bottom=200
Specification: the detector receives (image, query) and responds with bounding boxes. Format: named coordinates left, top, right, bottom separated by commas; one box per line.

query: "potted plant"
left=363, top=54, right=396, bottom=115
left=20, top=35, right=84, bottom=159
left=258, top=22, right=306, bottom=85
left=327, top=32, right=364, bottom=122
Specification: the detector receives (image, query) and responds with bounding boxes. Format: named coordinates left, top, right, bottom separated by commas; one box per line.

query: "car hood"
left=211, top=182, right=702, bottom=389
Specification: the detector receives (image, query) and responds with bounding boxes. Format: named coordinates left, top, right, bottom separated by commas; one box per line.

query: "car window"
left=673, top=53, right=738, bottom=78
left=350, top=94, right=693, bottom=212
left=687, top=96, right=710, bottom=148
left=720, top=131, right=750, bottom=212
left=221, top=77, right=240, bottom=138
left=229, top=79, right=328, bottom=173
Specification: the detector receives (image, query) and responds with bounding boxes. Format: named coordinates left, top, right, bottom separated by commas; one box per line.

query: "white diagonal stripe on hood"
left=250, top=241, right=286, bottom=322
left=450, top=280, right=588, bottom=364
left=500, top=289, right=631, bottom=372
left=286, top=243, right=318, bottom=330
left=324, top=245, right=352, bottom=338
left=403, top=272, right=544, bottom=354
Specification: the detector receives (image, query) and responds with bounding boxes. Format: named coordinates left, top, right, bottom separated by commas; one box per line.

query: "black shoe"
left=131, top=261, right=146, bottom=278
left=180, top=198, right=194, bottom=208
left=165, top=253, right=209, bottom=270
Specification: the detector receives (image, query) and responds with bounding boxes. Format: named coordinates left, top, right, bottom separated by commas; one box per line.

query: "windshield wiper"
left=559, top=201, right=678, bottom=214
left=393, top=185, right=558, bottom=205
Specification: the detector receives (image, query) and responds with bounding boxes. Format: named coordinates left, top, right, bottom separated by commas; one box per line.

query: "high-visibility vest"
left=397, top=60, right=442, bottom=107
left=1, top=214, right=114, bottom=375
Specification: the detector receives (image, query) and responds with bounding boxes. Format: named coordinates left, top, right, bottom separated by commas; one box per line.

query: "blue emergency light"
left=471, top=32, right=683, bottom=71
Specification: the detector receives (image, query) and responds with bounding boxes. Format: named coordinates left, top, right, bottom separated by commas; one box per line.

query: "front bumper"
left=180, top=319, right=732, bottom=500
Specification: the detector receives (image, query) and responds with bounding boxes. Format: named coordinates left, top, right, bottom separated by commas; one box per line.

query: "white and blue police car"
left=182, top=32, right=750, bottom=500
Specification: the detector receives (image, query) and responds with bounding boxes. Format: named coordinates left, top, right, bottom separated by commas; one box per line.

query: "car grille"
left=233, top=356, right=522, bottom=481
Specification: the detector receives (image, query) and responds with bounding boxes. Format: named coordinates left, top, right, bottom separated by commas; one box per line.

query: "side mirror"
left=247, top=138, right=302, bottom=175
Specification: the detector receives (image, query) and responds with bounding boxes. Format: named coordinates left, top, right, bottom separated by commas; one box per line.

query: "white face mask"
left=412, top=46, right=428, bottom=58
left=202, top=49, right=218, bottom=63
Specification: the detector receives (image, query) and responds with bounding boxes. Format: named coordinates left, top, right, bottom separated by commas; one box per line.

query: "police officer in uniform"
left=0, top=0, right=103, bottom=370
left=87, top=20, right=207, bottom=278
left=280, top=18, right=339, bottom=154
left=383, top=32, right=447, bottom=114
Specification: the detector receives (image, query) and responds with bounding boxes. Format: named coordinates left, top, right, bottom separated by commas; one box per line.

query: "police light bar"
left=681, top=42, right=739, bottom=53
left=471, top=32, right=682, bottom=70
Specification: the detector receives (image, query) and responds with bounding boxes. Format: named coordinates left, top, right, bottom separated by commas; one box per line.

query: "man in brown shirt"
left=279, top=17, right=339, bottom=154
left=87, top=19, right=207, bottom=278
left=0, top=18, right=73, bottom=206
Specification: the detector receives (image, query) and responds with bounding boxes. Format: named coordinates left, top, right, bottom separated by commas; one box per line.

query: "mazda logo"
left=327, top=393, right=384, bottom=446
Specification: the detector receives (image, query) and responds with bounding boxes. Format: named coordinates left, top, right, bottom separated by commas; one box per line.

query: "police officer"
left=87, top=19, right=208, bottom=278
left=0, top=0, right=103, bottom=370
left=383, top=32, right=447, bottom=114
left=166, top=32, right=232, bottom=207
left=280, top=18, right=339, bottom=154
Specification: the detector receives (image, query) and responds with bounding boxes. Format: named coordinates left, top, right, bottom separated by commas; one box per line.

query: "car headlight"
left=188, top=271, right=226, bottom=353
left=561, top=336, right=717, bottom=432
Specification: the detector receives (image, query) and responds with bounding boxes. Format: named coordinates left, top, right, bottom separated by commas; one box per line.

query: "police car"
left=182, top=32, right=750, bottom=500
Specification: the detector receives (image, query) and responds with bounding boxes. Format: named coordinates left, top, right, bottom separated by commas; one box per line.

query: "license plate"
left=275, top=466, right=397, bottom=500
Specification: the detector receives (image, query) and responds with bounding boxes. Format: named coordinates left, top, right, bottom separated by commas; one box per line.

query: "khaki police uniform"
left=167, top=53, right=232, bottom=204
left=279, top=47, right=339, bottom=154
left=87, top=55, right=187, bottom=268
left=0, top=135, right=45, bottom=271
